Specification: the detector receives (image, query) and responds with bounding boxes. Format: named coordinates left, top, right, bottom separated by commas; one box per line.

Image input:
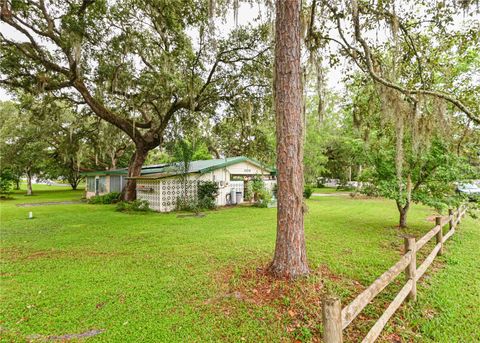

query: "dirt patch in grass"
left=16, top=200, right=83, bottom=207
left=208, top=262, right=365, bottom=342
left=347, top=193, right=378, bottom=200
left=176, top=213, right=206, bottom=218
left=0, top=327, right=105, bottom=342
left=28, top=329, right=105, bottom=341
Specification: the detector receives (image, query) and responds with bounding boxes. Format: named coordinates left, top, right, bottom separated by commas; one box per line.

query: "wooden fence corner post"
left=435, top=216, right=443, bottom=256
left=457, top=205, right=462, bottom=224
left=404, top=236, right=417, bottom=301
left=322, top=296, right=343, bottom=343
left=448, top=209, right=454, bottom=230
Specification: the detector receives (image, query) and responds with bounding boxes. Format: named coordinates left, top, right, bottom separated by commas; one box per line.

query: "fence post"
left=448, top=209, right=454, bottom=230
left=435, top=216, right=443, bottom=256
left=404, top=236, right=417, bottom=301
left=322, top=296, right=343, bottom=343
left=458, top=206, right=462, bottom=224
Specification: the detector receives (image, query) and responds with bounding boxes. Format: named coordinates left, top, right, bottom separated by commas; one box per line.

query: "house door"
left=95, top=178, right=99, bottom=195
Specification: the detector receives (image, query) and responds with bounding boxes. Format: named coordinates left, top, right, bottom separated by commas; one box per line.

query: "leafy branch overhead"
left=305, top=0, right=480, bottom=124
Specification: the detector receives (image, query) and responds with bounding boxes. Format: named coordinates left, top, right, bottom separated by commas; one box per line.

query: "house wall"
left=197, top=168, right=229, bottom=184
left=189, top=170, right=246, bottom=206
left=136, top=172, right=237, bottom=212
left=136, top=177, right=199, bottom=212
left=135, top=161, right=275, bottom=212
left=135, top=179, right=164, bottom=212
left=225, top=161, right=270, bottom=176
left=136, top=177, right=274, bottom=212
left=264, top=180, right=277, bottom=192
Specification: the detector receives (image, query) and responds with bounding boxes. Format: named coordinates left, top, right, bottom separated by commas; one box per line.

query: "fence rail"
left=322, top=205, right=468, bottom=343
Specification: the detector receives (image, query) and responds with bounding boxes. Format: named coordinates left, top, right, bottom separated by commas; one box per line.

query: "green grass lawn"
left=1, top=185, right=479, bottom=342
left=311, top=187, right=344, bottom=194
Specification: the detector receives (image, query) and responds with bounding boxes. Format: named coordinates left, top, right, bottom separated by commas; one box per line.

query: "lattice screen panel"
left=137, top=179, right=255, bottom=212
left=160, top=179, right=198, bottom=212
left=136, top=180, right=162, bottom=211
left=137, top=179, right=199, bottom=212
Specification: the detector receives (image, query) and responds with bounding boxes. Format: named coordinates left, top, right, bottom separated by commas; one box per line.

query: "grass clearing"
left=1, top=185, right=479, bottom=342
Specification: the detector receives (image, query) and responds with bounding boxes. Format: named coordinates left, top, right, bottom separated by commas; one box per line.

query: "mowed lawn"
left=1, top=186, right=479, bottom=342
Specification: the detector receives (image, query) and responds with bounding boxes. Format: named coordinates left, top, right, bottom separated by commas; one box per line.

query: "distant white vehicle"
left=456, top=183, right=480, bottom=200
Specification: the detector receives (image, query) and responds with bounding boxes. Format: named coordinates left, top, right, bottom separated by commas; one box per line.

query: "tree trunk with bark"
left=396, top=174, right=412, bottom=228
left=268, top=0, right=309, bottom=279
left=69, top=180, right=79, bottom=190
left=124, top=147, right=149, bottom=201
left=67, top=165, right=81, bottom=191
left=26, top=171, right=33, bottom=196
left=397, top=201, right=409, bottom=228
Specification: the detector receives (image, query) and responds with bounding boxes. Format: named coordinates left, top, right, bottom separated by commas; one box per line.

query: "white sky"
left=0, top=88, right=8, bottom=101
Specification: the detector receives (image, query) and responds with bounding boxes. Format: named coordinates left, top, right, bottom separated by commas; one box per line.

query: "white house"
left=83, top=157, right=276, bottom=212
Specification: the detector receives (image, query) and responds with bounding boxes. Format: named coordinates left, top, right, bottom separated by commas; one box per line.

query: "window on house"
left=110, top=176, right=122, bottom=193
left=87, top=177, right=96, bottom=192
left=98, top=176, right=107, bottom=193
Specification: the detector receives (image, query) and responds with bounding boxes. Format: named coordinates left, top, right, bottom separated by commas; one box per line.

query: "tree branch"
left=351, top=0, right=479, bottom=124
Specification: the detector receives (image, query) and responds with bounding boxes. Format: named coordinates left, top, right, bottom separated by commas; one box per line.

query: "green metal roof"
left=81, top=169, right=127, bottom=176
left=80, top=163, right=170, bottom=177
left=81, top=157, right=274, bottom=179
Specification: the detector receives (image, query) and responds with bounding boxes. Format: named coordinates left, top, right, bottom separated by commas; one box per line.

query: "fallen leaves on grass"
left=422, top=307, right=438, bottom=320
left=208, top=262, right=361, bottom=342
left=385, top=332, right=402, bottom=342
left=95, top=302, right=106, bottom=309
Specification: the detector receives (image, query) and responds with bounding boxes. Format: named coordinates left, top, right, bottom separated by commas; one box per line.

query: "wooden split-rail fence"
left=322, top=205, right=468, bottom=343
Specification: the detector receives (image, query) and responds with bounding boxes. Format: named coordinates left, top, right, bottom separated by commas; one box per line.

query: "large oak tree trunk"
left=268, top=0, right=309, bottom=278
left=123, top=147, right=148, bottom=201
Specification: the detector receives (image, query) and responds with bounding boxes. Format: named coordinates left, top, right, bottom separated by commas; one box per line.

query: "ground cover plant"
left=1, top=185, right=479, bottom=342
left=88, top=193, right=121, bottom=205
left=311, top=187, right=348, bottom=195
left=115, top=200, right=151, bottom=213
left=303, top=185, right=314, bottom=199
left=197, top=181, right=220, bottom=210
